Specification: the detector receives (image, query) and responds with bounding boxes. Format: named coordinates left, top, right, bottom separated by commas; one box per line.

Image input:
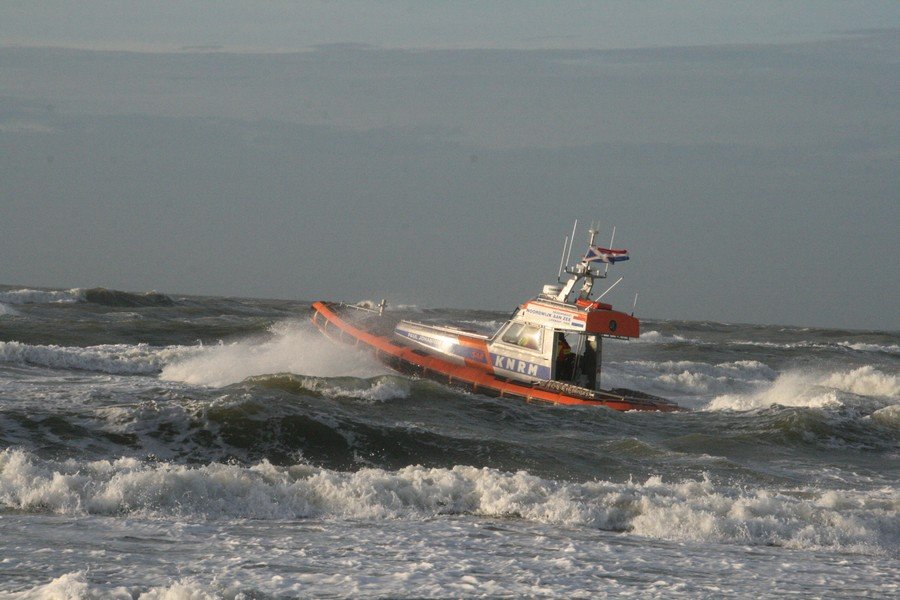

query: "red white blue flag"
left=584, top=246, right=629, bottom=264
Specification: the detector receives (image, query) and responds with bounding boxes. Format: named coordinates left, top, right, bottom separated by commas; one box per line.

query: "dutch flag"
left=584, top=246, right=630, bottom=264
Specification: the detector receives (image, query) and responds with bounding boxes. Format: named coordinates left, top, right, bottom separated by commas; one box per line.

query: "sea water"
left=0, top=285, right=897, bottom=598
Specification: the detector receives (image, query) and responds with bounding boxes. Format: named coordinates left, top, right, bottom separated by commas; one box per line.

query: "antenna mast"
left=554, top=221, right=629, bottom=304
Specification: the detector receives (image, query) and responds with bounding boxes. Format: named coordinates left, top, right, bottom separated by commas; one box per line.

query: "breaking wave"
left=0, top=319, right=389, bottom=382
left=0, top=303, right=19, bottom=317
left=161, top=320, right=386, bottom=386
left=0, top=448, right=895, bottom=555
left=6, top=571, right=220, bottom=600
left=729, top=339, right=900, bottom=355
left=708, top=366, right=900, bottom=411
left=0, top=287, right=175, bottom=308
left=612, top=359, right=776, bottom=395
left=635, top=330, right=700, bottom=345
left=869, top=403, right=900, bottom=428
left=246, top=373, right=410, bottom=403
left=0, top=340, right=193, bottom=375
left=0, top=287, right=83, bottom=304
left=81, top=287, right=175, bottom=307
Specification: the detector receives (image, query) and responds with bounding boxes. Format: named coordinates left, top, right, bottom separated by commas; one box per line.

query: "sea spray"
left=160, top=320, right=387, bottom=386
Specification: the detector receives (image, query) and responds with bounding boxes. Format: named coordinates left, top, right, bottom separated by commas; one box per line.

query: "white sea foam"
left=160, top=320, right=387, bottom=387
left=8, top=571, right=95, bottom=600
left=0, top=341, right=193, bottom=375
left=821, top=366, right=900, bottom=398
left=7, top=571, right=217, bottom=600
left=634, top=330, right=698, bottom=344
left=0, top=288, right=84, bottom=304
left=708, top=367, right=900, bottom=411
left=297, top=375, right=411, bottom=402
left=1, top=449, right=895, bottom=555
left=0, top=303, right=20, bottom=317
left=843, top=341, right=900, bottom=354
left=608, top=359, right=775, bottom=395
left=868, top=404, right=900, bottom=428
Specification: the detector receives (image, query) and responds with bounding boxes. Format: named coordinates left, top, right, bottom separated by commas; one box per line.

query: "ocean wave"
left=729, top=339, right=900, bottom=355
left=607, top=359, right=775, bottom=395
left=0, top=287, right=176, bottom=308
left=0, top=340, right=193, bottom=375
left=160, top=320, right=386, bottom=387
left=707, top=367, right=899, bottom=411
left=0, top=303, right=20, bottom=317
left=868, top=404, right=900, bottom=428
left=7, top=571, right=220, bottom=600
left=82, top=287, right=175, bottom=307
left=0, top=449, right=895, bottom=555
left=0, top=288, right=84, bottom=305
left=246, top=373, right=410, bottom=402
left=633, top=330, right=701, bottom=345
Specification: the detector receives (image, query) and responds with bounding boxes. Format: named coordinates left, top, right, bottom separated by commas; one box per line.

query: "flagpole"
left=604, top=226, right=616, bottom=277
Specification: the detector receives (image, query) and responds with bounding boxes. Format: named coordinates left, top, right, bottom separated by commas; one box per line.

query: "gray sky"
left=1, top=2, right=898, bottom=330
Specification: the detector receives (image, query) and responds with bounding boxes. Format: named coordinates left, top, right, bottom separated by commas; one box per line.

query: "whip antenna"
left=604, top=225, right=616, bottom=277
left=557, top=235, right=569, bottom=281
left=597, top=276, right=624, bottom=300
left=565, top=219, right=578, bottom=266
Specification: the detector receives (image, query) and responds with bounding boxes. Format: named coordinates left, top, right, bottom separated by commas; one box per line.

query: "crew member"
left=556, top=335, right=574, bottom=380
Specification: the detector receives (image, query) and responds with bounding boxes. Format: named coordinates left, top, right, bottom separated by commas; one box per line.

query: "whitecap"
left=2, top=449, right=895, bottom=555
left=867, top=404, right=900, bottom=428
left=0, top=302, right=20, bottom=317
left=634, top=330, right=699, bottom=344
left=608, top=359, right=776, bottom=395
left=0, top=288, right=84, bottom=304
left=302, top=375, right=410, bottom=402
left=0, top=340, right=194, bottom=375
left=821, top=366, right=900, bottom=398
left=6, top=570, right=217, bottom=600
left=707, top=366, right=899, bottom=411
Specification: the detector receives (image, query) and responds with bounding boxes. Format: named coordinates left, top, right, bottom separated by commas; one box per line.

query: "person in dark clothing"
left=556, top=335, right=575, bottom=380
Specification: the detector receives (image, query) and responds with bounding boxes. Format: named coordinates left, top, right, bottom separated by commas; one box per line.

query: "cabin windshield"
left=501, top=322, right=543, bottom=351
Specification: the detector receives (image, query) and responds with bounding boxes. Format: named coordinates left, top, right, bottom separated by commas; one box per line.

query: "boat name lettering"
left=398, top=330, right=442, bottom=347
left=524, top=306, right=585, bottom=329
left=493, top=355, right=541, bottom=377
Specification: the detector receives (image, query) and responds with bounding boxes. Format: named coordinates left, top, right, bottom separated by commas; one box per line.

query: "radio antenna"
left=557, top=235, right=569, bottom=281
left=597, top=276, right=624, bottom=300
left=565, top=219, right=578, bottom=267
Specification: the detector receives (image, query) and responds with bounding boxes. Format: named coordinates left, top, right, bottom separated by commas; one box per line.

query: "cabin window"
left=501, top=323, right=543, bottom=351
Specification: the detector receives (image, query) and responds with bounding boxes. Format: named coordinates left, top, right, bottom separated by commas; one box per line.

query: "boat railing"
left=399, top=319, right=490, bottom=340
left=322, top=301, right=384, bottom=316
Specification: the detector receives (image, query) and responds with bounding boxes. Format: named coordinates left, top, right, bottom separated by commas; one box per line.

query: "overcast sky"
left=1, top=2, right=898, bottom=330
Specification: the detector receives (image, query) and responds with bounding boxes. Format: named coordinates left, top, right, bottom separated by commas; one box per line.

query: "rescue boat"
left=311, top=223, right=681, bottom=412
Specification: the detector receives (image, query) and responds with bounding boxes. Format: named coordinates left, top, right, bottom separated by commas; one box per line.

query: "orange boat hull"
left=311, top=301, right=681, bottom=412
